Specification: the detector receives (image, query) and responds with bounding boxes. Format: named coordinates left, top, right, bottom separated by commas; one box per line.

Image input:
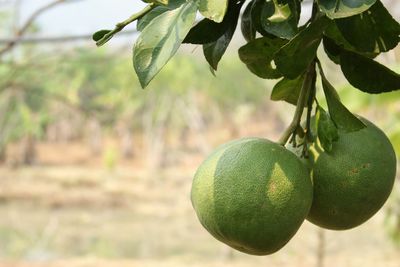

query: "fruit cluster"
left=191, top=116, right=397, bottom=255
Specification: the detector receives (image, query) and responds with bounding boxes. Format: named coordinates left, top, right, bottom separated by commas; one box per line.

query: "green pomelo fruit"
left=191, top=137, right=313, bottom=255
left=307, top=117, right=397, bottom=230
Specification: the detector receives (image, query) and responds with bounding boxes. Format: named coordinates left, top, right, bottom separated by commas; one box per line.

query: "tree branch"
left=0, top=0, right=82, bottom=56
left=0, top=29, right=139, bottom=45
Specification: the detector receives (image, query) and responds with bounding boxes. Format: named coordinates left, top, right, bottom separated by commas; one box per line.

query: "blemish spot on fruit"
left=348, top=168, right=359, bottom=176
left=362, top=163, right=371, bottom=169
left=331, top=207, right=338, bottom=216
left=269, top=183, right=276, bottom=193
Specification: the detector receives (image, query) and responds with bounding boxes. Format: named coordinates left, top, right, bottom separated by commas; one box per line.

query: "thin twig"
left=96, top=4, right=155, bottom=46
left=0, top=0, right=82, bottom=56
left=0, top=29, right=139, bottom=45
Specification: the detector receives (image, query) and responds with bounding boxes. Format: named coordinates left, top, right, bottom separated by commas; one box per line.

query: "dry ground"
left=0, top=116, right=399, bottom=267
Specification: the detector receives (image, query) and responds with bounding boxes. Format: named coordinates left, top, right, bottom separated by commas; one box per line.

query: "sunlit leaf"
left=199, top=0, right=229, bottom=23
left=133, top=1, right=198, bottom=88
left=318, top=0, right=376, bottom=19
left=137, top=6, right=170, bottom=31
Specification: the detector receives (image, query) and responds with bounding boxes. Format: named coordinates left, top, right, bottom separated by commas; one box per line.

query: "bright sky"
left=20, top=0, right=145, bottom=36
left=8, top=0, right=400, bottom=38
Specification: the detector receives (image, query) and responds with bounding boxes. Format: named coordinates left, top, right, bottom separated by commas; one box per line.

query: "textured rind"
left=191, top=137, right=313, bottom=255
left=307, top=118, right=397, bottom=230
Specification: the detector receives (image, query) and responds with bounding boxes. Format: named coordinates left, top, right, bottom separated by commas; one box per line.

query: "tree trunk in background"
left=87, top=118, right=102, bottom=156
left=0, top=146, right=6, bottom=163
left=143, top=95, right=172, bottom=171
left=178, top=96, right=211, bottom=155
left=116, top=121, right=134, bottom=159
left=316, top=228, right=326, bottom=267
left=20, top=135, right=36, bottom=165
left=220, top=247, right=234, bottom=261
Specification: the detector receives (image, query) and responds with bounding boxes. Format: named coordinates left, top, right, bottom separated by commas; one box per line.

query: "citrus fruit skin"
left=307, top=118, right=397, bottom=230
left=191, top=137, right=313, bottom=255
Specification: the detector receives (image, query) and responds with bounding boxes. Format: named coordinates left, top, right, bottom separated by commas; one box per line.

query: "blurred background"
left=0, top=0, right=399, bottom=266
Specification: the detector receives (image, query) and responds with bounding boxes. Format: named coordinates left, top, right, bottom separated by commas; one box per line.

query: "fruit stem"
left=96, top=4, right=155, bottom=46
left=278, top=62, right=315, bottom=146
left=302, top=60, right=317, bottom=157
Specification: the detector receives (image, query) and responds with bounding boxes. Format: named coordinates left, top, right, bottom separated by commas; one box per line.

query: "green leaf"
left=241, top=1, right=256, bottom=42
left=202, top=1, right=243, bottom=70
left=323, top=23, right=378, bottom=64
left=335, top=1, right=400, bottom=53
left=133, top=1, right=198, bottom=88
left=271, top=74, right=304, bottom=105
left=137, top=6, right=170, bottom=32
left=322, top=36, right=341, bottom=64
left=318, top=0, right=376, bottom=19
left=199, top=0, right=229, bottom=23
left=203, top=36, right=231, bottom=70
left=251, top=0, right=275, bottom=37
left=274, top=16, right=330, bottom=79
left=137, top=0, right=187, bottom=31
left=183, top=18, right=227, bottom=44
left=340, top=51, right=400, bottom=94
left=268, top=0, right=291, bottom=22
left=260, top=0, right=301, bottom=39
left=92, top=30, right=111, bottom=42
left=316, top=106, right=339, bottom=152
left=184, top=1, right=243, bottom=44
left=238, top=36, right=287, bottom=79
left=319, top=68, right=366, bottom=131
left=146, top=0, right=187, bottom=8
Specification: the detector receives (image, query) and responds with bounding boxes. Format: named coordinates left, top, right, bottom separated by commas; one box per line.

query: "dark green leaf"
left=251, top=0, right=276, bottom=37
left=316, top=106, right=339, bottom=152
left=271, top=74, right=304, bottom=105
left=319, top=68, right=366, bottom=131
left=323, top=23, right=378, bottom=64
left=340, top=51, right=400, bottom=94
left=199, top=0, right=229, bottom=23
left=92, top=30, right=111, bottom=42
left=241, top=1, right=256, bottom=42
left=133, top=1, right=198, bottom=88
left=335, top=1, right=400, bottom=53
left=184, top=19, right=226, bottom=44
left=322, top=36, right=341, bottom=64
left=318, top=0, right=376, bottom=19
left=184, top=1, right=243, bottom=44
left=238, top=36, right=287, bottom=79
left=260, top=0, right=301, bottom=39
left=274, top=16, right=330, bottom=79
left=203, top=29, right=234, bottom=70
left=203, top=1, right=244, bottom=70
